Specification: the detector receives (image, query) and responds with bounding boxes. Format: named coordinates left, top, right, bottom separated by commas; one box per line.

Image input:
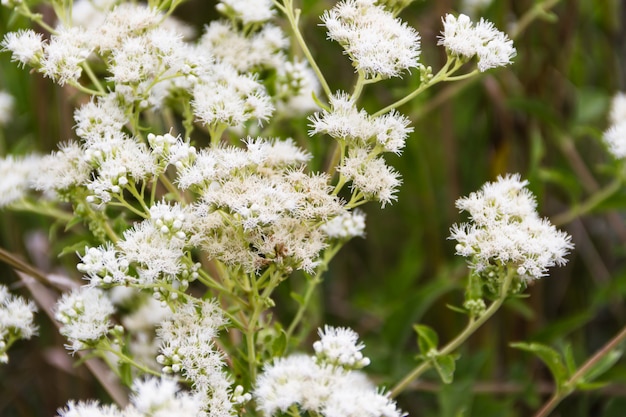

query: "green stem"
left=81, top=61, right=106, bottom=95
left=390, top=268, right=516, bottom=397
left=551, top=177, right=621, bottom=226
left=533, top=325, right=626, bottom=417
left=275, top=0, right=332, bottom=99
left=372, top=56, right=461, bottom=117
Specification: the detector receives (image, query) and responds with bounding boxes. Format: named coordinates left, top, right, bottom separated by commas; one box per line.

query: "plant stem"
left=533, top=324, right=626, bottom=417
left=551, top=177, right=622, bottom=226
left=390, top=268, right=516, bottom=397
left=275, top=0, right=332, bottom=99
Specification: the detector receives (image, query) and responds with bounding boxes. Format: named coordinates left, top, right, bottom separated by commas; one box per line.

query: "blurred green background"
left=1, top=0, right=626, bottom=416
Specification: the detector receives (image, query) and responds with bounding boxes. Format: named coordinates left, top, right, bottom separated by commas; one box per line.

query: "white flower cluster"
left=310, top=92, right=412, bottom=206
left=602, top=92, right=626, bottom=159
left=321, top=210, right=366, bottom=239
left=450, top=174, right=573, bottom=281
left=0, top=284, right=38, bottom=363
left=322, top=0, right=421, bottom=79
left=254, top=326, right=403, bottom=417
left=156, top=299, right=235, bottom=417
left=216, top=0, right=275, bottom=26
left=57, top=377, right=203, bottom=417
left=438, top=13, right=516, bottom=72
left=0, top=154, right=43, bottom=208
left=313, top=325, right=371, bottom=369
left=54, top=287, right=115, bottom=352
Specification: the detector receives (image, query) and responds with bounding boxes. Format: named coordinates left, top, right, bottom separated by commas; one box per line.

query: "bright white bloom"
left=255, top=327, right=403, bottom=417
left=201, top=21, right=287, bottom=72
left=74, top=93, right=128, bottom=141
left=192, top=63, right=274, bottom=128
left=131, top=377, right=203, bottom=416
left=32, top=142, right=92, bottom=197
left=216, top=0, right=275, bottom=25
left=55, top=287, right=115, bottom=352
left=57, top=376, right=203, bottom=417
left=339, top=147, right=402, bottom=207
left=0, top=154, right=43, bottom=208
left=40, top=26, right=92, bottom=85
left=603, top=123, right=626, bottom=159
left=438, top=14, right=516, bottom=72
left=93, top=4, right=162, bottom=53
left=1, top=29, right=44, bottom=68
left=450, top=174, right=573, bottom=280
left=156, top=299, right=234, bottom=417
left=321, top=0, right=420, bottom=78
left=321, top=210, right=366, bottom=239
left=78, top=244, right=133, bottom=287
left=0, top=90, right=14, bottom=126
left=314, top=326, right=370, bottom=369
left=309, top=92, right=413, bottom=154
left=71, top=0, right=117, bottom=28
left=0, top=284, right=38, bottom=363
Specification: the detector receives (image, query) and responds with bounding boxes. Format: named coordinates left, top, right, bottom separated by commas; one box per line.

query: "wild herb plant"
left=0, top=0, right=625, bottom=416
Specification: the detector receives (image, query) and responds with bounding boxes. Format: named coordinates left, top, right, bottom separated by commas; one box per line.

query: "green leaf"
left=59, top=240, right=91, bottom=258
left=511, top=342, right=569, bottom=387
left=564, top=344, right=577, bottom=375
left=446, top=304, right=468, bottom=315
left=433, top=354, right=457, bottom=384
left=579, top=349, right=623, bottom=385
left=290, top=292, right=305, bottom=306
left=271, top=327, right=288, bottom=357
left=414, top=324, right=438, bottom=354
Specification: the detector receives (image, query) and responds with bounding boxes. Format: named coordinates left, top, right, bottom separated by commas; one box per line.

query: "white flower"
left=603, top=122, right=626, bottom=159
left=156, top=299, right=234, bottom=417
left=609, top=92, right=626, bottom=125
left=1, top=29, right=44, bottom=68
left=321, top=0, right=420, bottom=78
left=131, top=377, right=203, bottom=416
left=0, top=90, right=15, bottom=126
left=55, top=287, right=115, bottom=352
left=309, top=92, right=412, bottom=154
left=40, top=26, right=92, bottom=86
left=216, top=0, right=275, bottom=25
left=274, top=59, right=320, bottom=115
left=339, top=147, right=402, bottom=207
left=438, top=13, right=516, bottom=72
left=0, top=154, right=43, bottom=208
left=321, top=210, right=366, bottom=239
left=449, top=174, right=573, bottom=280
left=56, top=400, right=122, bottom=417
left=255, top=347, right=403, bottom=417
left=313, top=326, right=371, bottom=369
left=192, top=63, right=274, bottom=128
left=32, top=142, right=92, bottom=197
left=0, top=284, right=38, bottom=363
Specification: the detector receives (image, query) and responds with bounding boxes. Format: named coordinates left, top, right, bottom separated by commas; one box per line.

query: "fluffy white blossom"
left=274, top=59, right=320, bottom=115
left=57, top=376, right=203, bottom=417
left=200, top=21, right=287, bottom=72
left=450, top=174, right=573, bottom=280
left=321, top=0, right=420, bottom=78
left=0, top=284, right=38, bottom=363
left=1, top=29, right=44, bottom=68
left=32, top=142, right=92, bottom=197
left=438, top=13, right=516, bottom=72
left=55, top=287, right=115, bottom=352
left=0, top=154, right=43, bottom=208
left=321, top=210, right=366, bottom=239
left=40, top=26, right=93, bottom=85
left=609, top=92, right=626, bottom=125
left=156, top=299, right=234, bottom=417
left=216, top=0, right=275, bottom=25
left=313, top=326, right=370, bottom=369
left=254, top=327, right=403, bottom=417
left=339, top=147, right=402, bottom=207
left=309, top=92, right=413, bottom=154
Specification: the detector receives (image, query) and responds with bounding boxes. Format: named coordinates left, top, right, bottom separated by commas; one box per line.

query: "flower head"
left=321, top=0, right=420, bottom=79
left=438, top=13, right=516, bottom=71
left=450, top=174, right=573, bottom=281
left=0, top=285, right=38, bottom=363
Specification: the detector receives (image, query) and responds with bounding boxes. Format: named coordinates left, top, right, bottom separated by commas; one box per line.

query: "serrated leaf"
left=65, top=215, right=84, bottom=231
left=511, top=342, right=569, bottom=387
left=59, top=240, right=91, bottom=258
left=433, top=354, right=456, bottom=384
left=414, top=324, right=438, bottom=354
